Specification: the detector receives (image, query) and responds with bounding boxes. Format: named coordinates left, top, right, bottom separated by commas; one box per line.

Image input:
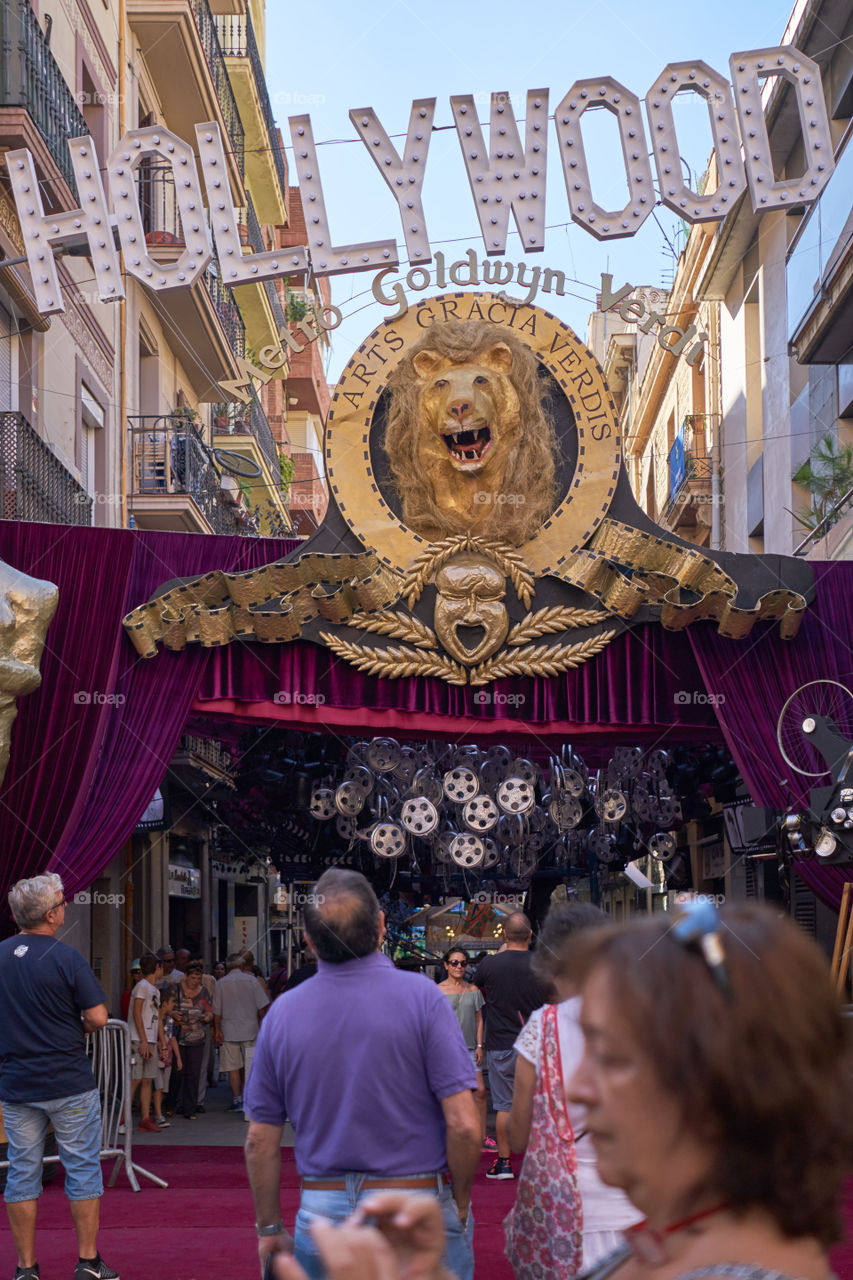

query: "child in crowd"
left=153, top=986, right=181, bottom=1129
left=129, top=953, right=163, bottom=1134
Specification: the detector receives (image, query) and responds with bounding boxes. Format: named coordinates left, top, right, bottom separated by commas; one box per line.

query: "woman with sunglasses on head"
left=272, top=901, right=853, bottom=1280
left=438, top=948, right=489, bottom=1148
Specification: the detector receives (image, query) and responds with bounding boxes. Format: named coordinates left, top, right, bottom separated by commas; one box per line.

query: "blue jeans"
left=294, top=1175, right=474, bottom=1280
left=2, top=1089, right=103, bottom=1203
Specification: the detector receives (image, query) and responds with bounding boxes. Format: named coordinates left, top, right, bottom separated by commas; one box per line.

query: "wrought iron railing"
left=214, top=9, right=287, bottom=197
left=666, top=445, right=713, bottom=521
left=138, top=165, right=181, bottom=243
left=204, top=265, right=246, bottom=357
left=242, top=192, right=288, bottom=332
left=191, top=0, right=244, bottom=178
left=0, top=0, right=89, bottom=197
left=134, top=166, right=245, bottom=357
left=128, top=413, right=244, bottom=535
left=0, top=411, right=92, bottom=525
left=211, top=398, right=280, bottom=481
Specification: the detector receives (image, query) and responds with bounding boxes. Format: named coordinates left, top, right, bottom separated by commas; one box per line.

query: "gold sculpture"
left=385, top=326, right=556, bottom=546
left=432, top=553, right=509, bottom=665
left=0, top=560, right=59, bottom=785
left=123, top=299, right=809, bottom=686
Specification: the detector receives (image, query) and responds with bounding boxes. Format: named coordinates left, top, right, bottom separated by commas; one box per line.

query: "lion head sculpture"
left=384, top=320, right=557, bottom=546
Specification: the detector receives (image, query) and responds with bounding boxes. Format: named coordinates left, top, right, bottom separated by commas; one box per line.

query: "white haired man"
left=0, top=873, right=119, bottom=1280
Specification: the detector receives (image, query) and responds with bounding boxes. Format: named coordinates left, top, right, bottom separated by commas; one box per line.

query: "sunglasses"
left=671, top=898, right=730, bottom=995
left=447, top=960, right=466, bottom=967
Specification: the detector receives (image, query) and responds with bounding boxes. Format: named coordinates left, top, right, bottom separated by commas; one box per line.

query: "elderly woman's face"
left=567, top=964, right=710, bottom=1215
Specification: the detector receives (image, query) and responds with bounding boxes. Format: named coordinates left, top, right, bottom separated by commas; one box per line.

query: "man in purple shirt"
left=243, top=869, right=480, bottom=1280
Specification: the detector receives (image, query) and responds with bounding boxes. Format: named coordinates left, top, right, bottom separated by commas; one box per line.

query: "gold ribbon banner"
left=554, top=518, right=806, bottom=640
left=122, top=552, right=402, bottom=657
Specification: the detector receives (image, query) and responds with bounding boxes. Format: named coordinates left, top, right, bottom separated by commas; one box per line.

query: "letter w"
left=450, top=89, right=548, bottom=256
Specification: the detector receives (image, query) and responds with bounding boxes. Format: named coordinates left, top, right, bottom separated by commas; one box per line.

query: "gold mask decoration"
left=0, top=560, right=59, bottom=786
left=433, top=553, right=509, bottom=666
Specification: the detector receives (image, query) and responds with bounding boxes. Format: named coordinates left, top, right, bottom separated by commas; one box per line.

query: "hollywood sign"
left=5, top=45, right=832, bottom=318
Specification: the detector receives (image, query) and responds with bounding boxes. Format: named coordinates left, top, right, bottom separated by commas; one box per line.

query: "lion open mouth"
left=441, top=424, right=492, bottom=465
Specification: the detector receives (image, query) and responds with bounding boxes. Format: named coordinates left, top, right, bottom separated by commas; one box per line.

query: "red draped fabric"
left=0, top=524, right=297, bottom=919
left=1, top=522, right=852, bottom=916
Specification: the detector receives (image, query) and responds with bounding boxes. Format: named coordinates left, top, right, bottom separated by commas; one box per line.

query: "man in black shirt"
left=474, top=912, right=546, bottom=1180
left=0, top=873, right=119, bottom=1280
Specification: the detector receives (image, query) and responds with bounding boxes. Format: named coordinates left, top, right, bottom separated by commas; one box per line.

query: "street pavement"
left=132, top=1077, right=296, bottom=1147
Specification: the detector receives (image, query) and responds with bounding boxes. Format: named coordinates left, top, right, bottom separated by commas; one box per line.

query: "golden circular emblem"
left=325, top=293, right=621, bottom=576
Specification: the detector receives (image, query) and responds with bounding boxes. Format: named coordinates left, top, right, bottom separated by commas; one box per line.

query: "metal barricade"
left=0, top=1019, right=166, bottom=1193
left=87, top=1018, right=167, bottom=1192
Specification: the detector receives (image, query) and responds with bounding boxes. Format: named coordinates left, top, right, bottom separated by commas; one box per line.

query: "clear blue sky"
left=264, top=0, right=795, bottom=381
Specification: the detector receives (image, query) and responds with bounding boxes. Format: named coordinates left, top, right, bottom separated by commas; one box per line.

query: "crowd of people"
left=122, top=948, right=271, bottom=1130
left=2, top=868, right=853, bottom=1280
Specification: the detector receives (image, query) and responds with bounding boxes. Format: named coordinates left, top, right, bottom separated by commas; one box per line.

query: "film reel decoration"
left=366, top=737, right=402, bottom=773
left=401, top=796, right=440, bottom=836
left=300, top=735, right=724, bottom=881
left=497, top=777, right=536, bottom=814
left=597, top=789, right=628, bottom=823
left=648, top=832, right=677, bottom=861
left=550, top=795, right=583, bottom=830
left=451, top=833, right=486, bottom=868
left=310, top=787, right=337, bottom=820
left=463, top=795, right=500, bottom=832
left=371, top=821, right=407, bottom=858
left=443, top=767, right=480, bottom=803
left=335, top=781, right=366, bottom=816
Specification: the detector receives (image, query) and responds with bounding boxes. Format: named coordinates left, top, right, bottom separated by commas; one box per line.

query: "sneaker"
left=154, top=1116, right=170, bottom=1128
left=14, top=1265, right=39, bottom=1280
left=74, top=1256, right=120, bottom=1280
left=482, top=1136, right=498, bottom=1152
left=137, top=1116, right=160, bottom=1133
left=117, top=1123, right=126, bottom=1136
left=485, top=1157, right=514, bottom=1180
left=227, top=1096, right=243, bottom=1112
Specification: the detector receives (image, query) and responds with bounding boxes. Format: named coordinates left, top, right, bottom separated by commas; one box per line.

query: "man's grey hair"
left=8, top=872, right=64, bottom=929
left=226, top=951, right=245, bottom=972
left=303, top=869, right=381, bottom=964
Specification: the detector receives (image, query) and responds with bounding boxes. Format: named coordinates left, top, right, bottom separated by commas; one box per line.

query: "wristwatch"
left=256, top=1222, right=284, bottom=1237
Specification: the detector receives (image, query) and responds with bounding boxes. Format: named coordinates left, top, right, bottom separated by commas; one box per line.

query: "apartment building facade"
left=0, top=0, right=330, bottom=1003
left=593, top=0, right=853, bottom=564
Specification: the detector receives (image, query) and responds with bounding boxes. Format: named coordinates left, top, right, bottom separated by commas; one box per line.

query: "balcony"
left=137, top=165, right=244, bottom=398
left=128, top=413, right=248, bottom=534
left=231, top=191, right=285, bottom=352
left=662, top=418, right=713, bottom=543
left=211, top=399, right=291, bottom=535
left=0, top=0, right=88, bottom=207
left=0, top=412, right=92, bottom=525
left=787, top=135, right=853, bottom=364
left=214, top=9, right=288, bottom=224
left=127, top=0, right=245, bottom=201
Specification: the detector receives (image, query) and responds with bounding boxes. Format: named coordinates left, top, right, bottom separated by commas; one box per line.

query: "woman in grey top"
left=438, top=947, right=488, bottom=1147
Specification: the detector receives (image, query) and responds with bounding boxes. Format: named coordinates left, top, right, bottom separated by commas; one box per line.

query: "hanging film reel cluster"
left=306, top=737, right=685, bottom=877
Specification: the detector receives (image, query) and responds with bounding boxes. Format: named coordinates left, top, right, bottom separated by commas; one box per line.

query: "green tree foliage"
left=792, top=433, right=853, bottom=533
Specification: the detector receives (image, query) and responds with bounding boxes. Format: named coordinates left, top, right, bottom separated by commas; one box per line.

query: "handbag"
left=504, top=1003, right=584, bottom=1279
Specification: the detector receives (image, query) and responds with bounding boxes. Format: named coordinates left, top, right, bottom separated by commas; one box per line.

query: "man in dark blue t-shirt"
left=0, top=873, right=119, bottom=1280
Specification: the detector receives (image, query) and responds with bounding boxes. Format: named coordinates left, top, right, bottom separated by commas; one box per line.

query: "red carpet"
left=2, top=1149, right=850, bottom=1280
left=0, top=1149, right=516, bottom=1280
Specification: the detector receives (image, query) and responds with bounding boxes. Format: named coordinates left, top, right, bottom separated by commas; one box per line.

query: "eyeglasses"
left=50, top=896, right=66, bottom=911
left=671, top=898, right=730, bottom=995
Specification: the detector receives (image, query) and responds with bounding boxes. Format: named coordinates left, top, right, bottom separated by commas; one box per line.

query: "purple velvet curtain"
left=196, top=619, right=724, bottom=743
left=0, top=524, right=297, bottom=915
left=686, top=561, right=853, bottom=909
left=2, top=521, right=852, bottom=915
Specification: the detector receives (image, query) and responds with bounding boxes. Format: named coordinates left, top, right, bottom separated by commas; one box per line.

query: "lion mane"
left=383, top=320, right=557, bottom=546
